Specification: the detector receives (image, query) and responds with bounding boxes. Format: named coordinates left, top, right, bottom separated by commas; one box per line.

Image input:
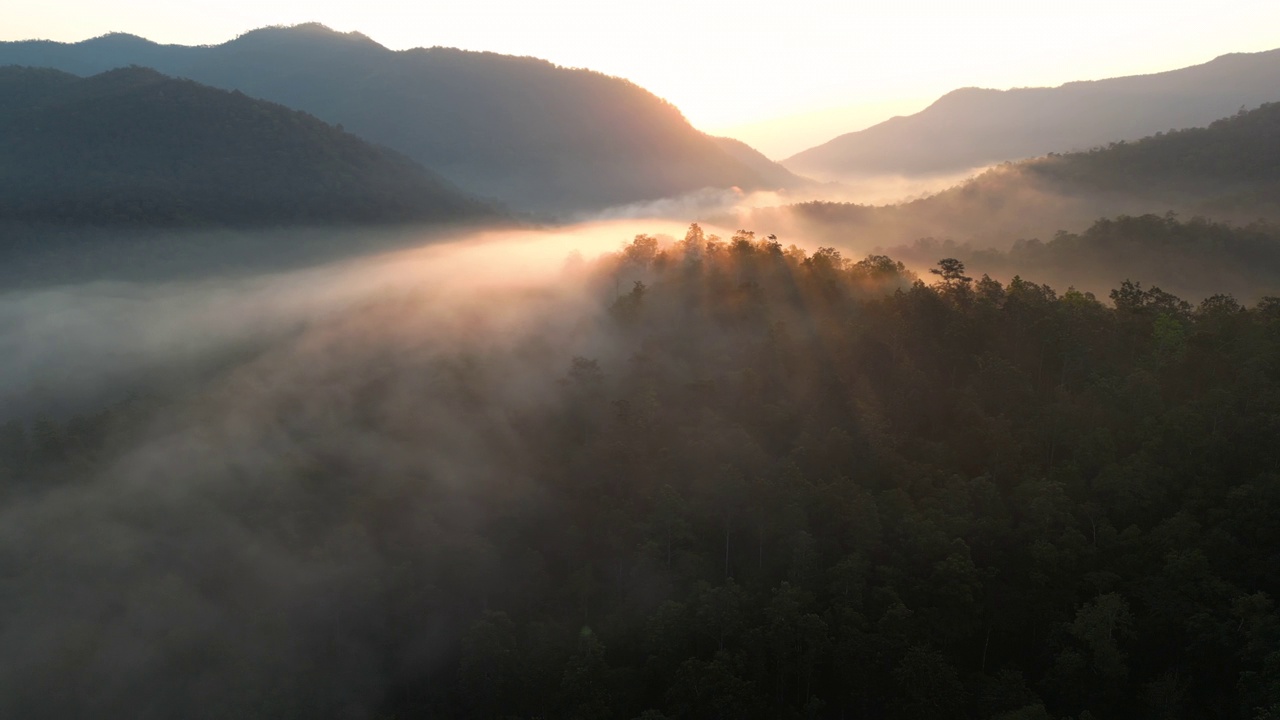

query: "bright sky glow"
left=5, top=0, right=1279, bottom=157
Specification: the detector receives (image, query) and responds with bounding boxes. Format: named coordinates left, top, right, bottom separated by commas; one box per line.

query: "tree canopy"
left=5, top=224, right=1280, bottom=718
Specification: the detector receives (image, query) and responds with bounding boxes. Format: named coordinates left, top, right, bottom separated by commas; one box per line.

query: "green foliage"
left=10, top=225, right=1280, bottom=718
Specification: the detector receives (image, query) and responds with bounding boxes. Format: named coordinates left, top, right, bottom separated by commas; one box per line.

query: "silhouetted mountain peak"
left=0, top=23, right=799, bottom=213
left=228, top=23, right=385, bottom=52
left=1206, top=47, right=1280, bottom=65
left=81, top=32, right=154, bottom=46
left=931, top=86, right=996, bottom=102
left=784, top=47, right=1280, bottom=178
left=772, top=99, right=1280, bottom=254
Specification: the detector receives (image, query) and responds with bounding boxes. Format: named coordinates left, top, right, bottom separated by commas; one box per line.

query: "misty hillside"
left=0, top=24, right=805, bottom=214
left=0, top=66, right=494, bottom=226
left=760, top=101, right=1280, bottom=248
left=1027, top=102, right=1280, bottom=211
left=881, top=213, right=1280, bottom=303
left=784, top=48, right=1280, bottom=179
left=710, top=136, right=810, bottom=188
left=6, top=225, right=1280, bottom=719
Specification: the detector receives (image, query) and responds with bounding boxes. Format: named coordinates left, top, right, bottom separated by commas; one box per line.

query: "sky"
left=4, top=0, right=1279, bottom=158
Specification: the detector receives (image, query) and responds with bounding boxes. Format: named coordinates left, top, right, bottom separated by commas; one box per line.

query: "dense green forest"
left=0, top=65, right=494, bottom=226
left=5, top=224, right=1280, bottom=719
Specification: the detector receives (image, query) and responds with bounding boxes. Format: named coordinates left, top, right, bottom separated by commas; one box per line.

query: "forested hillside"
left=764, top=101, right=1280, bottom=248
left=878, top=214, right=1280, bottom=303
left=784, top=47, right=1280, bottom=179
left=0, top=24, right=806, bottom=214
left=0, top=66, right=493, bottom=226
left=5, top=226, right=1279, bottom=719
left=1029, top=102, right=1280, bottom=211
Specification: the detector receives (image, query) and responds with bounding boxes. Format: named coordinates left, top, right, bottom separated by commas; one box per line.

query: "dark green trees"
left=8, top=224, right=1280, bottom=718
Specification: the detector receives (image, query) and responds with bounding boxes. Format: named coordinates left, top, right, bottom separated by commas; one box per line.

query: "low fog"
left=719, top=162, right=1280, bottom=302
left=0, top=221, right=710, bottom=414
left=5, top=212, right=1279, bottom=719
left=737, top=164, right=1151, bottom=252
left=0, top=219, right=733, bottom=718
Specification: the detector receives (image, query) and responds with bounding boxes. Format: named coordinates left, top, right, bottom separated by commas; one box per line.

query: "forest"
left=876, top=213, right=1280, bottom=303
left=4, top=224, right=1279, bottom=719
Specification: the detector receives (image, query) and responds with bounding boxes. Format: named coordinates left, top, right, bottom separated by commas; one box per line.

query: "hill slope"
left=0, top=66, right=494, bottom=226
left=710, top=136, right=810, bottom=188
left=751, top=101, right=1280, bottom=247
left=0, top=25, right=803, bottom=215
left=784, top=48, right=1280, bottom=179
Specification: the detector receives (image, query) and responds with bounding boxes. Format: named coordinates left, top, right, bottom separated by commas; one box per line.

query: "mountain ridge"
left=784, top=47, right=1280, bottom=179
left=750, top=99, right=1280, bottom=248
left=0, top=24, right=806, bottom=215
left=0, top=65, right=495, bottom=226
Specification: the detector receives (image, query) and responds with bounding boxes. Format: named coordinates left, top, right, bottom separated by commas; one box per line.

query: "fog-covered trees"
left=5, top=225, right=1280, bottom=718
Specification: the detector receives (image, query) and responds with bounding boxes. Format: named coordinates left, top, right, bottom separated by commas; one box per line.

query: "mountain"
left=1023, top=103, right=1280, bottom=210
left=784, top=48, right=1280, bottom=180
left=0, top=66, right=494, bottom=226
left=710, top=136, right=810, bottom=189
left=749, top=101, right=1280, bottom=247
left=0, top=24, right=804, bottom=215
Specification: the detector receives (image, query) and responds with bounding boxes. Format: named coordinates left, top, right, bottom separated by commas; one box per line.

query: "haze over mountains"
left=1, top=21, right=1277, bottom=289
left=752, top=99, right=1280, bottom=251
left=6, top=23, right=1279, bottom=222
left=7, top=16, right=1280, bottom=720
left=784, top=48, right=1280, bottom=180
left=0, top=66, right=492, bottom=226
left=0, top=24, right=807, bottom=215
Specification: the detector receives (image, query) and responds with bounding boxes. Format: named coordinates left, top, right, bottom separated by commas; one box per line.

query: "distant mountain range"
left=0, top=24, right=807, bottom=215
left=784, top=48, right=1280, bottom=180
left=753, top=100, right=1280, bottom=247
left=0, top=66, right=493, bottom=226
